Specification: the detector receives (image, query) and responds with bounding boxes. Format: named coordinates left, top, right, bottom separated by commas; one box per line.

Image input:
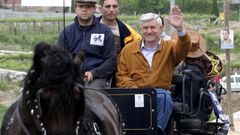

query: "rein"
left=6, top=92, right=81, bottom=135
left=14, top=95, right=48, bottom=135
left=15, top=101, right=31, bottom=135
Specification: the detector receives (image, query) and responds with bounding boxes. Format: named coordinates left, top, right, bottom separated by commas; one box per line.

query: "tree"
left=211, top=0, right=219, bottom=16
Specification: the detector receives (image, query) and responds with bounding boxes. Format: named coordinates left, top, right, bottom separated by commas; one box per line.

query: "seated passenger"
left=116, top=6, right=191, bottom=135
left=173, top=30, right=224, bottom=121
left=173, top=29, right=209, bottom=120
left=176, top=50, right=229, bottom=134
left=177, top=55, right=212, bottom=121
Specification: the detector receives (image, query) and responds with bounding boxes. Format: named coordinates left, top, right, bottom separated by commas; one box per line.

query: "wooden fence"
left=0, top=17, right=214, bottom=35
left=0, top=20, right=74, bottom=34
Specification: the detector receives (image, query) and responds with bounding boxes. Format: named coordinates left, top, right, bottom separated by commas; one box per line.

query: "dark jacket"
left=57, top=16, right=117, bottom=79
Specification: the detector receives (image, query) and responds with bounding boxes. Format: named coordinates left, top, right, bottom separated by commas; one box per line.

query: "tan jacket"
left=116, top=34, right=191, bottom=90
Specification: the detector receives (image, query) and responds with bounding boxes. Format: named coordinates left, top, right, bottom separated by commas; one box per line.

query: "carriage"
left=1, top=43, right=227, bottom=135
left=102, top=72, right=227, bottom=135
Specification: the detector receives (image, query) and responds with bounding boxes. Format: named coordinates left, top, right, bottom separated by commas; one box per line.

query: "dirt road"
left=228, top=112, right=240, bottom=135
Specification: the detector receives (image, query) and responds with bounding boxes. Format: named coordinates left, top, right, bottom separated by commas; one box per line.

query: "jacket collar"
left=131, top=40, right=142, bottom=54
left=131, top=39, right=163, bottom=54
left=74, top=15, right=97, bottom=29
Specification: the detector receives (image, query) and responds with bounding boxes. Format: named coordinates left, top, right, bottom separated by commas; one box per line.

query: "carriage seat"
left=171, top=71, right=225, bottom=134
left=173, top=102, right=190, bottom=114
left=176, top=118, right=203, bottom=130
left=171, top=73, right=191, bottom=115
left=176, top=118, right=224, bottom=135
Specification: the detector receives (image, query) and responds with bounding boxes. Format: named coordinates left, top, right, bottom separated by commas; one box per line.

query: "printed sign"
left=220, top=29, right=234, bottom=49
left=90, top=34, right=105, bottom=46
left=135, top=94, right=144, bottom=108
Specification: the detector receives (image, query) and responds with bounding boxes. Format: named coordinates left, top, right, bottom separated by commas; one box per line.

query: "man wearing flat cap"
left=57, top=0, right=117, bottom=89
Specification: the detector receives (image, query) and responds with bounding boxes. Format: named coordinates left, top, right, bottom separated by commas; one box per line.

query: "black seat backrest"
left=171, top=73, right=185, bottom=99
left=103, top=88, right=158, bottom=135
left=171, top=70, right=213, bottom=121
left=171, top=73, right=193, bottom=115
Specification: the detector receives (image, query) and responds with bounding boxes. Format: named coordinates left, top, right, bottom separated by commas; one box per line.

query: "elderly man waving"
left=116, top=6, right=191, bottom=135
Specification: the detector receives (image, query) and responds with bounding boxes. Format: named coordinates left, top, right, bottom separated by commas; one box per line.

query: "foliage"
left=120, top=0, right=169, bottom=14
left=183, top=14, right=216, bottom=20
left=211, top=0, right=219, bottom=16
left=202, top=33, right=222, bottom=53
left=232, top=32, right=240, bottom=53
left=119, top=0, right=138, bottom=15
left=231, top=61, right=240, bottom=69
left=0, top=54, right=32, bottom=71
left=117, top=0, right=235, bottom=21
left=0, top=33, right=58, bottom=51
left=119, top=0, right=224, bottom=15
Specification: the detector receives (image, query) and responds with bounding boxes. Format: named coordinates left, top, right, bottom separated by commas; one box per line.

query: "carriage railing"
left=171, top=70, right=196, bottom=116
left=171, top=70, right=226, bottom=135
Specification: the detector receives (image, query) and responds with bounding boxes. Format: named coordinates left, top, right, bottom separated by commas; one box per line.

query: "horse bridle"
left=5, top=89, right=81, bottom=135
left=6, top=87, right=104, bottom=135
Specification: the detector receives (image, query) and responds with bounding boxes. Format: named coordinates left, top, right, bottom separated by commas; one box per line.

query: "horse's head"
left=21, top=42, right=85, bottom=135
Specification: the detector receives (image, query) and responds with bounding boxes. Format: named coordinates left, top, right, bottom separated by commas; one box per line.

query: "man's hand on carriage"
left=84, top=71, right=93, bottom=82
left=167, top=6, right=183, bottom=32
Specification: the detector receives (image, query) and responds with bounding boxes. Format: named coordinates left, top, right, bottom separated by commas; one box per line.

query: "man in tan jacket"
left=116, top=6, right=191, bottom=135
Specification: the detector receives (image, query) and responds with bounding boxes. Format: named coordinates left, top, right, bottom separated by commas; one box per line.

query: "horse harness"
left=4, top=90, right=102, bottom=135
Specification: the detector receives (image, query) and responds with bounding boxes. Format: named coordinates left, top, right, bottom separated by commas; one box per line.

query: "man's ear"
left=159, top=25, right=164, bottom=31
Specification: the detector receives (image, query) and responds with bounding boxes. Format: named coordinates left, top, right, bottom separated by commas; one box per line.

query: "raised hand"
left=167, top=6, right=183, bottom=31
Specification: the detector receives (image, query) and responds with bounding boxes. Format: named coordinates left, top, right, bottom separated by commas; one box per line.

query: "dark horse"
left=1, top=42, right=124, bottom=135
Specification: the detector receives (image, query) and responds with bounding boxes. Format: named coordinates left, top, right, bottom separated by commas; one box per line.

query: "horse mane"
left=22, top=42, right=85, bottom=116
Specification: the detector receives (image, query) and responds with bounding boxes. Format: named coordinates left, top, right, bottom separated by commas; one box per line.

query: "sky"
left=21, top=0, right=72, bottom=7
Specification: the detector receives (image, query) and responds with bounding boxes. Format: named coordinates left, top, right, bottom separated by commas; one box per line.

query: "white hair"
left=139, top=13, right=162, bottom=26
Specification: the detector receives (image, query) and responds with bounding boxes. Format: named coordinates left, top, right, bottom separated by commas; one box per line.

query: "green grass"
left=0, top=104, right=8, bottom=128
left=0, top=54, right=32, bottom=72
left=0, top=33, right=58, bottom=51
left=0, top=80, right=22, bottom=92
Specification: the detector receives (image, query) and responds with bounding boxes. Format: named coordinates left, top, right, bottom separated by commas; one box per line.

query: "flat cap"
left=75, top=0, right=97, bottom=4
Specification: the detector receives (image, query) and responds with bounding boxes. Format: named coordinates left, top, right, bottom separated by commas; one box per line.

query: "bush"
left=202, top=33, right=221, bottom=53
